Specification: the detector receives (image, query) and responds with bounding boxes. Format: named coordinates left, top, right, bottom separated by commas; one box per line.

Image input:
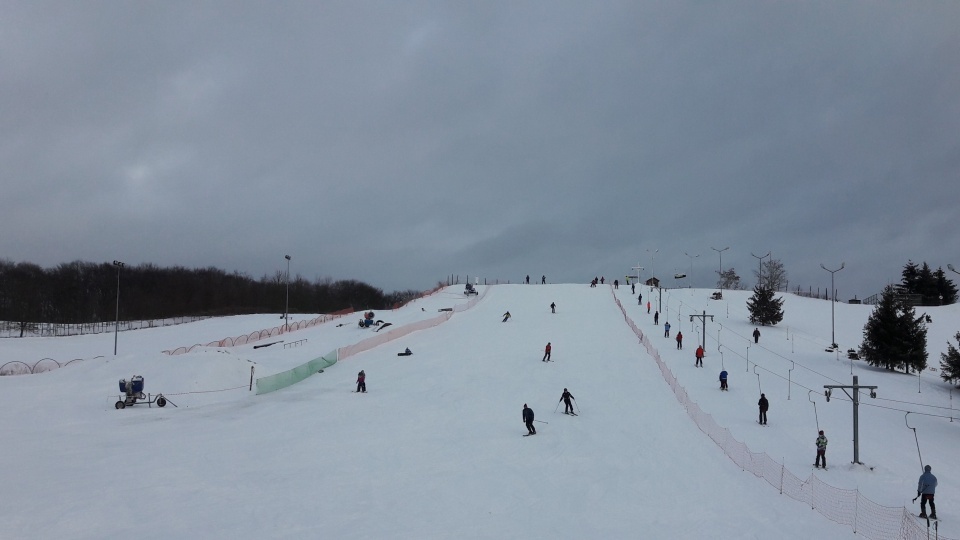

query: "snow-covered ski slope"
left=2, top=283, right=958, bottom=539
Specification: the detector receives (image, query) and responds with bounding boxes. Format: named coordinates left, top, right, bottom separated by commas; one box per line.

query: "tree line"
left=0, top=260, right=423, bottom=334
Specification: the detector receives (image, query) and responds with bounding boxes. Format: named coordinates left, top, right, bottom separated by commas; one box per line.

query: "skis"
left=563, top=411, right=578, bottom=416
left=523, top=433, right=536, bottom=437
left=757, top=421, right=769, bottom=426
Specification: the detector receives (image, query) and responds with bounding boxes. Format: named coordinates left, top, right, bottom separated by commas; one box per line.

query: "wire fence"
left=610, top=290, right=949, bottom=540
left=0, top=316, right=213, bottom=338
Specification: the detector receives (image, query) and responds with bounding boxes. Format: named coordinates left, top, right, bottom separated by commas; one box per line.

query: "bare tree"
left=754, top=258, right=788, bottom=291
left=717, top=268, right=743, bottom=290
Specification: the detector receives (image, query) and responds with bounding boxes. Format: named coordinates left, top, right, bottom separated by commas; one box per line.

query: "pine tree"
left=901, top=260, right=920, bottom=293
left=859, top=285, right=928, bottom=373
left=746, top=285, right=784, bottom=326
left=941, top=332, right=960, bottom=387
left=935, top=267, right=958, bottom=305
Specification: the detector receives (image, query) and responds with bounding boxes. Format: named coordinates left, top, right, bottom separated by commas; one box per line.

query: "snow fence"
left=610, top=290, right=952, bottom=540
left=255, top=286, right=488, bottom=395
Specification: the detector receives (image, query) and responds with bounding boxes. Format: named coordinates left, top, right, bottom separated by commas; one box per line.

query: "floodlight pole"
left=690, top=310, right=714, bottom=354
left=751, top=251, right=771, bottom=289
left=820, top=262, right=845, bottom=349
left=284, top=255, right=291, bottom=331
left=647, top=248, right=658, bottom=285
left=112, top=260, right=125, bottom=355
left=824, top=375, right=877, bottom=465
left=685, top=252, right=699, bottom=286
left=711, top=246, right=729, bottom=294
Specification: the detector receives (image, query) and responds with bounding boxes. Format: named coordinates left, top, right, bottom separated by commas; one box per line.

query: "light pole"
left=684, top=252, right=699, bottom=286
left=948, top=264, right=960, bottom=277
left=820, top=262, right=845, bottom=349
left=711, top=246, right=729, bottom=293
left=284, top=255, right=291, bottom=331
left=112, top=260, right=125, bottom=355
left=646, top=249, right=658, bottom=284
left=751, top=251, right=771, bottom=289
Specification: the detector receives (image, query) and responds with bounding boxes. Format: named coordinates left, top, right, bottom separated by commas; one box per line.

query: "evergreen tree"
left=746, top=285, right=784, bottom=326
left=901, top=260, right=920, bottom=293
left=941, top=332, right=960, bottom=387
left=917, top=262, right=939, bottom=305
left=935, top=267, right=958, bottom=305
left=859, top=285, right=928, bottom=373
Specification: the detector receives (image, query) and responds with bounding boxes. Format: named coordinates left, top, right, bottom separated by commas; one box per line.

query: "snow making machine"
left=115, top=375, right=171, bottom=409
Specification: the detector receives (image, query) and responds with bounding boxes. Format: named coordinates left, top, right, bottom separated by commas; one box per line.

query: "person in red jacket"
left=356, top=370, right=366, bottom=393
left=542, top=342, right=552, bottom=362
left=695, top=345, right=704, bottom=367
left=676, top=331, right=683, bottom=350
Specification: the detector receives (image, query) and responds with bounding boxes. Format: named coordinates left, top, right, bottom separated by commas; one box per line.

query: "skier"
left=550, top=302, right=556, bottom=314
left=542, top=275, right=546, bottom=284
left=654, top=311, right=659, bottom=325
left=758, top=393, right=769, bottom=425
left=502, top=311, right=511, bottom=323
left=560, top=388, right=575, bottom=415
left=753, top=327, right=761, bottom=343
left=613, top=279, right=619, bottom=289
left=676, top=331, right=683, bottom=350
left=664, top=321, right=671, bottom=338
left=719, top=370, right=728, bottom=390
left=647, top=301, right=651, bottom=314
left=523, top=404, right=536, bottom=435
left=917, top=465, right=938, bottom=519
left=356, top=370, right=366, bottom=393
left=542, top=342, right=552, bottom=362
left=631, top=283, right=635, bottom=295
left=696, top=345, right=704, bottom=367
left=814, top=430, right=828, bottom=468
left=525, top=275, right=530, bottom=284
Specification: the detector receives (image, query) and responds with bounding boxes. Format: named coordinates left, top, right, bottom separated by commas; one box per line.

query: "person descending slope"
left=542, top=342, right=552, bottom=362
left=356, top=370, right=366, bottom=393
left=502, top=311, right=511, bottom=323
left=523, top=404, right=536, bottom=435
left=719, top=370, right=728, bottom=390
left=560, top=388, right=576, bottom=415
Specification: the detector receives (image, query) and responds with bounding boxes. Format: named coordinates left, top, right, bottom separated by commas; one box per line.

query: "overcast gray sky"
left=2, top=1, right=958, bottom=297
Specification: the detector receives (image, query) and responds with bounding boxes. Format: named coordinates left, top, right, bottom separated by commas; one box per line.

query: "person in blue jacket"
left=664, top=321, right=671, bottom=338
left=917, top=465, right=938, bottom=519
left=719, top=370, right=728, bottom=391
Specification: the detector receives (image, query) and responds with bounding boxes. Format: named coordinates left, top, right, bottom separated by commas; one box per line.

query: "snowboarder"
left=664, top=321, right=671, bottom=338
left=560, top=388, right=575, bottom=414
left=753, top=327, right=761, bottom=343
left=719, top=370, right=728, bottom=390
left=654, top=311, right=659, bottom=325
left=502, top=311, right=511, bottom=323
left=676, top=331, right=683, bottom=350
left=542, top=342, right=552, bottom=362
left=523, top=404, right=536, bottom=435
left=696, top=345, right=704, bottom=367
left=356, top=370, right=366, bottom=393
left=550, top=302, right=556, bottom=314
left=917, top=465, right=938, bottom=519
left=814, top=430, right=828, bottom=468
left=758, top=393, right=769, bottom=425
left=397, top=348, right=412, bottom=357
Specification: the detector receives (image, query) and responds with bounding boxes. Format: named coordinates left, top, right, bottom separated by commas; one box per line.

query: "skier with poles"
left=814, top=430, right=828, bottom=468
left=559, top=388, right=576, bottom=415
left=915, top=465, right=938, bottom=519
left=523, top=404, right=536, bottom=435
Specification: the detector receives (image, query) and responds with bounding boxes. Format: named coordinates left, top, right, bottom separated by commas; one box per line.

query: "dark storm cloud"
left=1, top=1, right=958, bottom=297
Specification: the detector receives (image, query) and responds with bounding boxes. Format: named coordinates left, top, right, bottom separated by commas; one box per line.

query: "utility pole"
left=824, top=375, right=877, bottom=465
left=690, top=310, right=715, bottom=354
left=112, top=260, right=125, bottom=355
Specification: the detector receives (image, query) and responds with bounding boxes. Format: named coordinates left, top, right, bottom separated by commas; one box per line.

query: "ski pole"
left=554, top=401, right=561, bottom=413
left=534, top=420, right=548, bottom=424
left=574, top=398, right=581, bottom=414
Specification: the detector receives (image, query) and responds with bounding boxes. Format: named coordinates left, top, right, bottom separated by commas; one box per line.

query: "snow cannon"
left=115, top=375, right=169, bottom=409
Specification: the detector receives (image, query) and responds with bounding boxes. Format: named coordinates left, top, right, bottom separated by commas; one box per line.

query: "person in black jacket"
left=523, top=404, right=536, bottom=435
left=560, top=388, right=575, bottom=414
left=758, top=393, right=769, bottom=424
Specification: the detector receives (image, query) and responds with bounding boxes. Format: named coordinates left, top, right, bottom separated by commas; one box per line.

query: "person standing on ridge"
left=719, top=370, right=728, bottom=390
left=525, top=275, right=530, bottom=284
left=676, top=331, right=683, bottom=350
left=758, top=393, right=769, bottom=425
left=664, top=321, right=671, bottom=338
left=613, top=279, right=619, bottom=289
left=542, top=342, right=552, bottom=362
left=753, top=327, right=761, bottom=343
left=696, top=345, right=705, bottom=367
left=542, top=275, right=546, bottom=284
left=356, top=370, right=366, bottom=393
left=523, top=404, right=536, bottom=435
left=631, top=283, right=636, bottom=295
left=917, top=465, right=937, bottom=519
left=814, top=430, right=828, bottom=468
left=560, top=388, right=575, bottom=415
